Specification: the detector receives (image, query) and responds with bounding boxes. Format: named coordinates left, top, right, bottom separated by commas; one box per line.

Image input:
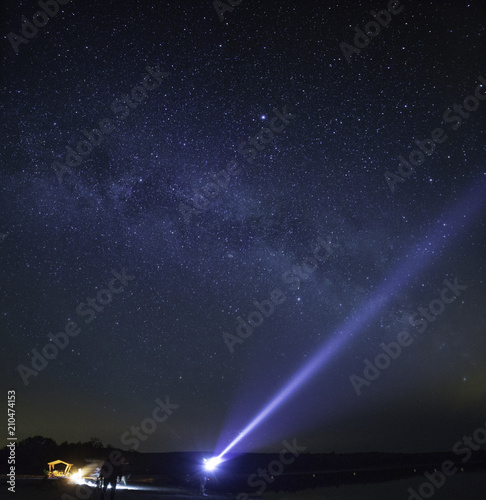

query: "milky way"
left=1, top=0, right=485, bottom=454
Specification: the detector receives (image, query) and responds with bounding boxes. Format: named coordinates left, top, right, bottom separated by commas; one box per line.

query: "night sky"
left=1, top=0, right=485, bottom=456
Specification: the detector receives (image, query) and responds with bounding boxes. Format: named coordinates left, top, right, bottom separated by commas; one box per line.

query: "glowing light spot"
left=71, top=469, right=84, bottom=485
left=203, top=456, right=222, bottom=471
left=213, top=179, right=486, bottom=462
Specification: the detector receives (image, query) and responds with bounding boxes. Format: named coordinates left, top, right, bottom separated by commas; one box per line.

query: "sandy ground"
left=3, top=478, right=238, bottom=500
left=4, top=471, right=486, bottom=500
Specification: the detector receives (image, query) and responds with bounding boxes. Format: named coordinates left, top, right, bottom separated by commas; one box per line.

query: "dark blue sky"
left=1, top=0, right=485, bottom=455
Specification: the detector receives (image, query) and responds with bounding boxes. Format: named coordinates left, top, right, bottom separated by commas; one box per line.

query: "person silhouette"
left=198, top=471, right=208, bottom=497
left=99, top=455, right=123, bottom=500
left=185, top=469, right=209, bottom=497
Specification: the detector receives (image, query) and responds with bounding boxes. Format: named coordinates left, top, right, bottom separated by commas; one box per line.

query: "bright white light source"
left=203, top=456, right=222, bottom=471
left=71, top=469, right=84, bottom=485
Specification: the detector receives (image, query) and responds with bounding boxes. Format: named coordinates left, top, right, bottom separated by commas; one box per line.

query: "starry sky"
left=1, top=0, right=485, bottom=455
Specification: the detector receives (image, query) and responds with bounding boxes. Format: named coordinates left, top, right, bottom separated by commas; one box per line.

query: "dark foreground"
left=3, top=478, right=230, bottom=500
left=4, top=470, right=486, bottom=500
left=3, top=448, right=486, bottom=499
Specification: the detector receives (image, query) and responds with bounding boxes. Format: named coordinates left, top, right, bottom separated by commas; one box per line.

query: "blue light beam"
left=216, top=180, right=486, bottom=460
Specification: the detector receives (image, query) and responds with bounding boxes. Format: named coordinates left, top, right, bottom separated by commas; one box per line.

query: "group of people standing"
left=97, top=458, right=124, bottom=500
left=97, top=454, right=209, bottom=498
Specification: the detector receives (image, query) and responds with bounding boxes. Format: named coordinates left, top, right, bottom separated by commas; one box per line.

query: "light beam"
left=216, top=179, right=486, bottom=460
left=203, top=456, right=222, bottom=471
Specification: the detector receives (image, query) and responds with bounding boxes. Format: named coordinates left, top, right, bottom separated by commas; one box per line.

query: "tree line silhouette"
left=0, top=436, right=134, bottom=475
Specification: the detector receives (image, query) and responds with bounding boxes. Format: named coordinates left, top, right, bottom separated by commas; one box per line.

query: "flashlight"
left=203, top=456, right=222, bottom=472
